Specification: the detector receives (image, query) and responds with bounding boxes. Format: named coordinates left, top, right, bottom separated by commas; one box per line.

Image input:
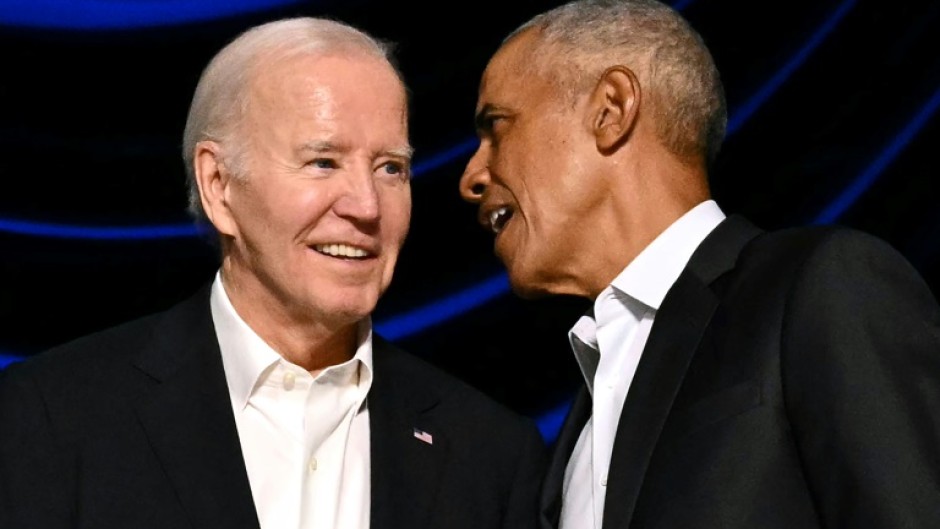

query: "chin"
left=507, top=271, right=552, bottom=300
left=332, top=295, right=381, bottom=319
left=507, top=263, right=590, bottom=300
left=307, top=287, right=381, bottom=324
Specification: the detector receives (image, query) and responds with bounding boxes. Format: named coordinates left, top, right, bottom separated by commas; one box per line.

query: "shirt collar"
left=610, top=199, right=725, bottom=311
left=567, top=200, right=725, bottom=385
left=209, top=271, right=375, bottom=411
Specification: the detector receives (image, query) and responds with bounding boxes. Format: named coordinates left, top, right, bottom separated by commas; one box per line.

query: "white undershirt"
left=210, top=273, right=372, bottom=529
left=560, top=200, right=725, bottom=529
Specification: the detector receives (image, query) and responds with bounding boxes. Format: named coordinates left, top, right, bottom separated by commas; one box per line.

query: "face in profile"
left=459, top=30, right=611, bottom=299
left=208, top=50, right=412, bottom=328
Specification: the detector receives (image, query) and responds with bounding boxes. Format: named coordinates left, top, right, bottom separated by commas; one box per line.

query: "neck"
left=219, top=265, right=359, bottom=373
left=586, top=150, right=711, bottom=297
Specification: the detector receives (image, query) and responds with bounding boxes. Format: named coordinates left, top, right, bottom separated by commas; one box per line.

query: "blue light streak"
left=0, top=353, right=23, bottom=369
left=0, top=218, right=207, bottom=240
left=0, top=1, right=305, bottom=31
left=411, top=138, right=480, bottom=178
left=374, top=273, right=509, bottom=341
left=727, top=0, right=856, bottom=134
left=814, top=82, right=940, bottom=224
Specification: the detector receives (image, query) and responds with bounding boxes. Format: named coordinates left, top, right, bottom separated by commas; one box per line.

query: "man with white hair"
left=0, top=17, right=546, bottom=529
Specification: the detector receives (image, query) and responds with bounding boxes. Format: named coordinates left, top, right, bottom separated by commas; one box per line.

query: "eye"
left=308, top=157, right=338, bottom=170
left=378, top=160, right=410, bottom=181
left=480, top=113, right=508, bottom=135
left=480, top=115, right=508, bottom=148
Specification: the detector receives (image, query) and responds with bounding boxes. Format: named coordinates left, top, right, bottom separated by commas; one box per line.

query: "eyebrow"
left=297, top=140, right=414, bottom=160
left=297, top=140, right=342, bottom=154
left=387, top=145, right=415, bottom=160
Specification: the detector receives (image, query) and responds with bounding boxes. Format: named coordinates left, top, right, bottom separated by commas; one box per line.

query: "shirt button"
left=601, top=477, right=608, bottom=487
left=283, top=372, right=296, bottom=391
left=308, top=458, right=317, bottom=473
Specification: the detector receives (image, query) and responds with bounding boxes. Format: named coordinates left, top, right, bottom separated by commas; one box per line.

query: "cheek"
left=382, top=190, right=412, bottom=244
left=281, top=188, right=334, bottom=223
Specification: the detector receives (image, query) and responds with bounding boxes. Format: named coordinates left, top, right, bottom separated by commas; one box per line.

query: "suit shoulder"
left=5, top=304, right=170, bottom=386
left=737, top=223, right=937, bottom=315
left=744, top=222, right=842, bottom=253
left=11, top=283, right=210, bottom=383
left=740, top=223, right=907, bottom=274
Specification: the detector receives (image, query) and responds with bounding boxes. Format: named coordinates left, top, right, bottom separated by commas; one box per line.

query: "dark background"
left=1, top=0, right=938, bottom=441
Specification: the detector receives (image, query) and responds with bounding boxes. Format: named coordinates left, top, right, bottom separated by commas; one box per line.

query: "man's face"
left=219, top=52, right=412, bottom=328
left=459, top=31, right=610, bottom=298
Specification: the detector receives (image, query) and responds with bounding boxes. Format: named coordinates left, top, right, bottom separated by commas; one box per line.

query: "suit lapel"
left=601, top=271, right=719, bottom=528
left=131, top=285, right=260, bottom=529
left=602, top=216, right=762, bottom=528
left=539, top=387, right=591, bottom=529
left=369, top=336, right=447, bottom=529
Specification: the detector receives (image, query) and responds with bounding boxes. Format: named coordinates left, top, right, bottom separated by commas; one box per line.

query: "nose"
left=459, top=145, right=489, bottom=204
left=335, top=167, right=380, bottom=222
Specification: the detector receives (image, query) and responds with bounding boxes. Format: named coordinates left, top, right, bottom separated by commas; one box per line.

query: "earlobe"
left=193, top=141, right=238, bottom=237
left=590, top=66, right=640, bottom=153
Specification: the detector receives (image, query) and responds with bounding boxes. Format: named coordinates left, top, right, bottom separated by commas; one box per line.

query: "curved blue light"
left=411, top=138, right=479, bottom=177
left=0, top=1, right=305, bottom=31
left=814, top=82, right=940, bottom=224
left=0, top=353, right=23, bottom=369
left=0, top=218, right=207, bottom=240
left=374, top=273, right=510, bottom=341
left=727, top=0, right=856, bottom=134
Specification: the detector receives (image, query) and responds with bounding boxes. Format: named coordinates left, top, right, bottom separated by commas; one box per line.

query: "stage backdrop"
left=1, top=0, right=938, bottom=441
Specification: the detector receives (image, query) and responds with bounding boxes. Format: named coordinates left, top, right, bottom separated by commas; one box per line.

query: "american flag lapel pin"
left=413, top=427, right=433, bottom=445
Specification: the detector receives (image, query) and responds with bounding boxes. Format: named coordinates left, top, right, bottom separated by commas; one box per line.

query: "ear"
left=589, top=66, right=641, bottom=153
left=193, top=141, right=239, bottom=237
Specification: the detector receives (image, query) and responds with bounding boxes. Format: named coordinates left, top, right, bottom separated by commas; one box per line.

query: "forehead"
left=478, top=29, right=552, bottom=110
left=250, top=51, right=407, bottom=120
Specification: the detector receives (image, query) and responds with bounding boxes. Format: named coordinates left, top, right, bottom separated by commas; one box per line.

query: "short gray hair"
left=510, top=0, right=726, bottom=165
left=181, top=17, right=404, bottom=224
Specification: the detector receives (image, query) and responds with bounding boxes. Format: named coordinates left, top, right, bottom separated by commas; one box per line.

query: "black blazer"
left=0, top=284, right=547, bottom=529
left=540, top=215, right=940, bottom=528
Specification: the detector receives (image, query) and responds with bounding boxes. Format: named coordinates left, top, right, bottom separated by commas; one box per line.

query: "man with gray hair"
left=459, top=1, right=940, bottom=528
left=0, top=17, right=546, bottom=529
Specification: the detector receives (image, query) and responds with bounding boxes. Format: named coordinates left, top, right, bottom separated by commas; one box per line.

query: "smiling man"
left=0, top=17, right=546, bottom=529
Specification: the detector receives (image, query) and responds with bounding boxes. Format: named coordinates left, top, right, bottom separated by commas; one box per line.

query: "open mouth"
left=312, top=243, right=373, bottom=260
left=488, top=206, right=514, bottom=234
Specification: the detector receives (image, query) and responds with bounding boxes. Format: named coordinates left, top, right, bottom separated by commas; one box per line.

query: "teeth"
left=314, top=244, right=369, bottom=258
left=489, top=206, right=510, bottom=234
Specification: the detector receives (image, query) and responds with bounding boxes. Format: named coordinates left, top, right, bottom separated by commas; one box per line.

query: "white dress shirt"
left=210, top=273, right=373, bottom=529
left=559, top=200, right=725, bottom=529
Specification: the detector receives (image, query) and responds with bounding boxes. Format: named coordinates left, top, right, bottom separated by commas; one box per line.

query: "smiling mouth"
left=488, top=206, right=514, bottom=234
left=312, top=243, right=373, bottom=260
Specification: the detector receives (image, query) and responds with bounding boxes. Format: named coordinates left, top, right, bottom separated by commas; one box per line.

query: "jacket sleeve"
left=0, top=362, right=75, bottom=529
left=781, top=229, right=940, bottom=527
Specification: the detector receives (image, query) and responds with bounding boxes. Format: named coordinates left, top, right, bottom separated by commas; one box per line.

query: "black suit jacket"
left=541, top=215, right=940, bottom=528
left=0, top=283, right=547, bottom=529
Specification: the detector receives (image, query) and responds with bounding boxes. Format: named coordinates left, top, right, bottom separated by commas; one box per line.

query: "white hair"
left=181, top=17, right=404, bottom=224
